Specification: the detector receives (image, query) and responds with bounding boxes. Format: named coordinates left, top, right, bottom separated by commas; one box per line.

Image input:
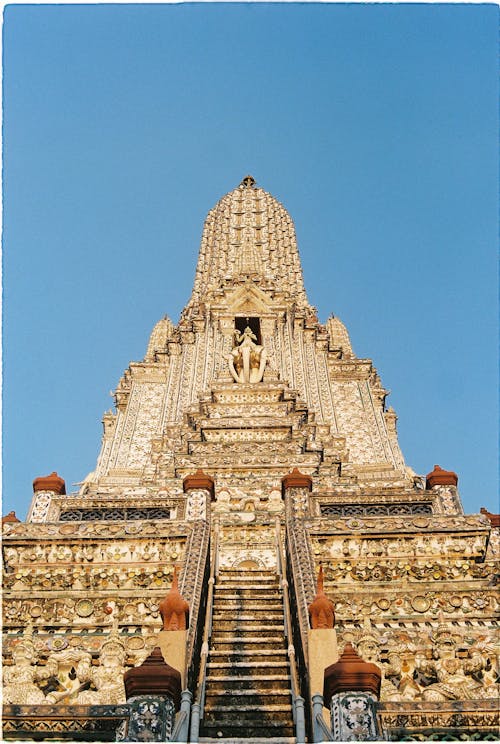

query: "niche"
left=235, top=316, right=261, bottom=345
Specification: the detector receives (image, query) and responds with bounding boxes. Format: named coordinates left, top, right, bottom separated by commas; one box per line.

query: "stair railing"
left=189, top=516, right=220, bottom=743
left=276, top=517, right=307, bottom=744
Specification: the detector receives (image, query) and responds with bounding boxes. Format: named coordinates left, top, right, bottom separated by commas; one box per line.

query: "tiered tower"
left=3, top=177, right=499, bottom=742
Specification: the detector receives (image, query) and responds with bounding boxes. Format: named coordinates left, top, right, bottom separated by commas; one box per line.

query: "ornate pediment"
left=222, top=283, right=276, bottom=315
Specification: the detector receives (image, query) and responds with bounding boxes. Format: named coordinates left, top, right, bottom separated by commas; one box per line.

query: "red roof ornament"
left=308, top=565, right=335, bottom=629
left=123, top=646, right=181, bottom=708
left=182, top=469, right=215, bottom=500
left=323, top=643, right=381, bottom=706
left=159, top=567, right=189, bottom=631
left=480, top=507, right=500, bottom=528
left=281, top=467, right=313, bottom=493
left=32, top=471, right=66, bottom=495
left=425, top=464, right=458, bottom=489
left=2, top=511, right=20, bottom=524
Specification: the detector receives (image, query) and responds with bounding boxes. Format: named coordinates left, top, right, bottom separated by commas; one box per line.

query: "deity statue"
left=77, top=627, right=127, bottom=705
left=3, top=626, right=51, bottom=704
left=416, top=619, right=488, bottom=701
left=227, top=325, right=267, bottom=384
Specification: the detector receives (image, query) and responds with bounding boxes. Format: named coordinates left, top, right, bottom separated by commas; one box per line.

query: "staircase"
left=199, top=567, right=296, bottom=742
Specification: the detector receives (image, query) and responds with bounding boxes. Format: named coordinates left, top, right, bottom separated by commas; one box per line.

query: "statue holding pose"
left=227, top=326, right=267, bottom=384
left=3, top=626, right=52, bottom=705
left=416, top=620, right=488, bottom=701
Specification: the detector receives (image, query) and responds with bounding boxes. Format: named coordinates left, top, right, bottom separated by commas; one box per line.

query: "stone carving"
left=77, top=625, right=127, bottom=705
left=44, top=647, right=94, bottom=703
left=415, top=619, right=491, bottom=701
left=126, top=696, right=176, bottom=742
left=330, top=692, right=380, bottom=742
left=27, top=491, right=52, bottom=523
left=185, top=489, right=208, bottom=520
left=227, top=326, right=267, bottom=384
left=2, top=625, right=50, bottom=704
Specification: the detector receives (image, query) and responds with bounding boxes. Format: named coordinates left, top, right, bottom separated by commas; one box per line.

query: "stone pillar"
left=323, top=643, right=381, bottom=741
left=27, top=472, right=66, bottom=523
left=282, top=468, right=312, bottom=518
left=426, top=464, right=462, bottom=515
left=308, top=566, right=338, bottom=731
left=123, top=647, right=181, bottom=742
left=183, top=469, right=215, bottom=521
left=158, top=567, right=189, bottom=688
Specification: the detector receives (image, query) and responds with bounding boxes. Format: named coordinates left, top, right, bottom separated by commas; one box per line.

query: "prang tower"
left=3, top=177, right=498, bottom=742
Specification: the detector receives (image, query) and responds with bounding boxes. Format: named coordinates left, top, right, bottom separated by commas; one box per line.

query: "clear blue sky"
left=3, top=3, right=498, bottom=518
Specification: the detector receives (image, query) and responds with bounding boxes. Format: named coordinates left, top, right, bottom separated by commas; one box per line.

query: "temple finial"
left=240, top=175, right=256, bottom=188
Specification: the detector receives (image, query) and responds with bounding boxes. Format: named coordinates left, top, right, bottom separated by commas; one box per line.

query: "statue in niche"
left=227, top=325, right=267, bottom=384
left=3, top=626, right=52, bottom=704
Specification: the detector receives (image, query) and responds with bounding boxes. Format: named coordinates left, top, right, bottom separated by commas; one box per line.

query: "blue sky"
left=3, top=3, right=498, bottom=518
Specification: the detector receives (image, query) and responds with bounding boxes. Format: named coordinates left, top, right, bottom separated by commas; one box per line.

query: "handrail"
left=189, top=517, right=220, bottom=742
left=312, top=693, right=334, bottom=742
left=276, top=516, right=307, bottom=743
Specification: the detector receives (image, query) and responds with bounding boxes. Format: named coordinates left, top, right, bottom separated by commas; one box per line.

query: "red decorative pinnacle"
left=425, top=464, right=458, bottom=489
left=182, top=469, right=215, bottom=500
left=323, top=642, right=381, bottom=705
left=308, top=565, right=335, bottom=629
left=281, top=468, right=313, bottom=493
left=32, top=471, right=66, bottom=495
left=2, top=511, right=20, bottom=524
left=159, top=567, right=189, bottom=631
left=123, top=646, right=181, bottom=708
left=480, top=508, right=500, bottom=528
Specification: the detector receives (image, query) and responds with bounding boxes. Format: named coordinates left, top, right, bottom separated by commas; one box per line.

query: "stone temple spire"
left=185, top=176, right=311, bottom=316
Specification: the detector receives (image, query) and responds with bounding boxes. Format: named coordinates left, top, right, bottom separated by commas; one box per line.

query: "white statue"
left=416, top=621, right=488, bottom=701
left=227, top=326, right=267, bottom=384
left=77, top=629, right=127, bottom=705
left=3, top=626, right=51, bottom=705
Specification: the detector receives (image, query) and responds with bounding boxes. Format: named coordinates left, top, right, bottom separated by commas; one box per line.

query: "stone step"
left=216, top=577, right=278, bottom=584
left=205, top=690, right=291, bottom=715
left=217, top=572, right=278, bottom=581
left=215, top=587, right=281, bottom=595
left=202, top=704, right=294, bottom=730
left=199, top=738, right=295, bottom=743
left=212, top=623, right=285, bottom=633
left=205, top=676, right=290, bottom=693
left=208, top=660, right=289, bottom=671
left=213, top=613, right=283, bottom=621
left=211, top=638, right=286, bottom=652
left=208, top=649, right=288, bottom=663
left=213, top=602, right=284, bottom=611
left=200, top=723, right=295, bottom=740
left=214, top=596, right=282, bottom=606
left=211, top=634, right=285, bottom=647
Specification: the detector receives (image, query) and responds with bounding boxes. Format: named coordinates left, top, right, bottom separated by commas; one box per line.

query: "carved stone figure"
left=77, top=630, right=127, bottom=705
left=227, top=326, right=267, bottom=384
left=416, top=621, right=488, bottom=701
left=3, top=627, right=50, bottom=704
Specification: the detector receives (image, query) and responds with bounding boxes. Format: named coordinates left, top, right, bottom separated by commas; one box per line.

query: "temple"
left=3, top=176, right=499, bottom=742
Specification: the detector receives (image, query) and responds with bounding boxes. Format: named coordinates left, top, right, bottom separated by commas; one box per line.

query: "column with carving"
left=123, top=647, right=181, bottom=742
left=27, top=472, right=66, bottom=523
left=426, top=465, right=462, bottom=515
left=323, top=643, right=382, bottom=741
left=183, top=470, right=215, bottom=522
